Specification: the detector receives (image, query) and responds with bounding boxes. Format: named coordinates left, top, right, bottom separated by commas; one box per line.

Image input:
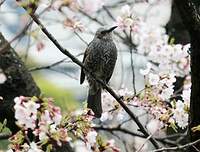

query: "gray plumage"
left=80, top=26, right=118, bottom=118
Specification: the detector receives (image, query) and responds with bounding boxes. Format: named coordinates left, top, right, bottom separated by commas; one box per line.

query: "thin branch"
left=29, top=52, right=83, bottom=72
left=103, top=5, right=116, bottom=21
left=24, top=10, right=160, bottom=149
left=94, top=125, right=178, bottom=146
left=136, top=134, right=153, bottom=152
left=0, top=0, right=5, bottom=6
left=151, top=138, right=200, bottom=152
left=48, top=68, right=78, bottom=80
left=0, top=22, right=32, bottom=54
left=24, top=27, right=32, bottom=63
left=94, top=125, right=145, bottom=138
left=79, top=9, right=136, bottom=49
left=129, top=29, right=136, bottom=95
left=29, top=58, right=68, bottom=72
left=0, top=4, right=51, bottom=54
left=74, top=31, right=88, bottom=46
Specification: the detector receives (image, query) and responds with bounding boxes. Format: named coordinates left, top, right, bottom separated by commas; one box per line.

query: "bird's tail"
left=87, top=87, right=102, bottom=118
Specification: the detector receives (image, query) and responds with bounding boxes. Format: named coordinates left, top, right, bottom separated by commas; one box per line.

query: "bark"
left=0, top=32, right=40, bottom=133
left=174, top=0, right=200, bottom=150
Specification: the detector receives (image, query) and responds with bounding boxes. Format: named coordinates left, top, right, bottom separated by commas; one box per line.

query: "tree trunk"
left=174, top=0, right=200, bottom=150
left=0, top=32, right=41, bottom=133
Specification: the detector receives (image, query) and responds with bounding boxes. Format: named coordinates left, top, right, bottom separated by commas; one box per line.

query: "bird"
left=80, top=26, right=118, bottom=118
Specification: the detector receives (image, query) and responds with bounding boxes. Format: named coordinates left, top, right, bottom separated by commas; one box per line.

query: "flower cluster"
left=140, top=64, right=176, bottom=101
left=116, top=5, right=139, bottom=30
left=116, top=5, right=190, bottom=77
left=63, top=17, right=84, bottom=32
left=172, top=100, right=188, bottom=129
left=14, top=96, right=40, bottom=130
left=10, top=96, right=70, bottom=151
left=101, top=73, right=190, bottom=129
left=136, top=23, right=190, bottom=76
left=9, top=96, right=119, bottom=152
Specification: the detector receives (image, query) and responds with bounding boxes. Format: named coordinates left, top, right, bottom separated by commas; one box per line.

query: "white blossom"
left=28, top=142, right=42, bottom=152
left=182, top=88, right=191, bottom=106
left=159, top=86, right=174, bottom=101
left=24, top=100, right=40, bottom=115
left=86, top=130, right=97, bottom=145
left=74, top=140, right=92, bottom=152
left=41, top=110, right=53, bottom=125
left=39, top=132, right=49, bottom=141
left=148, top=73, right=160, bottom=86
left=173, top=100, right=188, bottom=129
left=147, top=119, right=162, bottom=135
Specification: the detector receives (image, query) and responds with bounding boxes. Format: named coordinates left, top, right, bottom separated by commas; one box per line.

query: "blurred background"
left=0, top=0, right=172, bottom=109
left=0, top=0, right=173, bottom=151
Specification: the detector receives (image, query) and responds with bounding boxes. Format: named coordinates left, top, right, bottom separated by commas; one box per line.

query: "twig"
left=0, top=4, right=51, bottom=54
left=103, top=5, right=116, bottom=21
left=0, top=22, right=31, bottom=54
left=129, top=29, right=136, bottom=95
left=48, top=68, right=78, bottom=80
left=24, top=27, right=32, bottom=63
left=136, top=134, right=153, bottom=152
left=29, top=52, right=83, bottom=72
left=0, top=0, right=5, bottom=6
left=151, top=138, right=200, bottom=152
left=22, top=9, right=160, bottom=149
left=79, top=9, right=135, bottom=49
left=94, top=125, right=145, bottom=138
left=29, top=58, right=68, bottom=72
left=74, top=31, right=88, bottom=46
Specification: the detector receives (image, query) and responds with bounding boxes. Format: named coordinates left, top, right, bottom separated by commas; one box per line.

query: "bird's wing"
left=106, top=60, right=116, bottom=83
left=105, top=45, right=117, bottom=83
left=80, top=44, right=90, bottom=84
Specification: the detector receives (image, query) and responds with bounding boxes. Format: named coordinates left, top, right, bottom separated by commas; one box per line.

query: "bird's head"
left=95, top=26, right=117, bottom=40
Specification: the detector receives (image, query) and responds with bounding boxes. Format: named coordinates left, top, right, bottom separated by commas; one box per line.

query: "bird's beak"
left=106, top=26, right=118, bottom=33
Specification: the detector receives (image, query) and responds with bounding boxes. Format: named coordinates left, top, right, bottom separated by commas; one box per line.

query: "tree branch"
left=152, top=138, right=200, bottom=152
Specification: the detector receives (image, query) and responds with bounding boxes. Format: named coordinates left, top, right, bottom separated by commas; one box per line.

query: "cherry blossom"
left=148, top=73, right=160, bottom=86
left=172, top=100, right=189, bottom=129
left=85, top=130, right=97, bottom=145
left=14, top=97, right=40, bottom=130
left=28, top=142, right=42, bottom=152
left=116, top=5, right=138, bottom=30
left=63, top=17, right=84, bottom=32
